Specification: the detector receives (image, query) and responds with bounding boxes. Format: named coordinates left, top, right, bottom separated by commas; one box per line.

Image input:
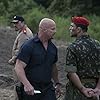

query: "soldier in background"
left=8, top=15, right=33, bottom=65
left=8, top=15, right=33, bottom=100
left=64, top=16, right=100, bottom=100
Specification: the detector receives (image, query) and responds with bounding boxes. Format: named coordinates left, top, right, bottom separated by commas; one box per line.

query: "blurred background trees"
left=47, top=0, right=100, bottom=16
left=1, top=0, right=100, bottom=18
left=0, top=0, right=100, bottom=41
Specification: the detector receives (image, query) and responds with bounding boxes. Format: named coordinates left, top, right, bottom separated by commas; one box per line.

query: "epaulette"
left=22, top=28, right=27, bottom=34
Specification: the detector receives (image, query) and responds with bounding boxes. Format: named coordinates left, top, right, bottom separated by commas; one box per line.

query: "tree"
left=48, top=0, right=100, bottom=16
left=33, top=0, right=52, bottom=8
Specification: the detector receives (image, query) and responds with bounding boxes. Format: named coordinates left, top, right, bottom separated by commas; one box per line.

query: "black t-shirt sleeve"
left=53, top=48, right=58, bottom=64
left=17, top=44, right=32, bottom=64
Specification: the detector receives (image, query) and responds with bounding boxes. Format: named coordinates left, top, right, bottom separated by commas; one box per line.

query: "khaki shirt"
left=12, top=25, right=33, bottom=60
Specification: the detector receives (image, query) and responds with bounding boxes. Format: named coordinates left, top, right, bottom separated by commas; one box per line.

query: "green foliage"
left=0, top=16, right=8, bottom=26
left=48, top=0, right=100, bottom=16
left=53, top=15, right=100, bottom=42
left=88, top=15, right=100, bottom=41
left=34, top=0, right=53, bottom=8
left=0, top=2, right=6, bottom=16
left=7, top=0, right=37, bottom=18
left=48, top=0, right=69, bottom=17
left=0, top=0, right=100, bottom=42
left=0, top=0, right=38, bottom=23
left=53, top=16, right=72, bottom=41
left=23, top=7, right=49, bottom=33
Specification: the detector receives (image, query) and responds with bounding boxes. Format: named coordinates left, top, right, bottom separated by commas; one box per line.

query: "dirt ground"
left=0, top=27, right=68, bottom=100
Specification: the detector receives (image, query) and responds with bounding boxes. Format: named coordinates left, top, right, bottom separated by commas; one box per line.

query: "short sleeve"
left=17, top=44, right=32, bottom=64
left=65, top=47, right=77, bottom=73
left=53, top=47, right=58, bottom=64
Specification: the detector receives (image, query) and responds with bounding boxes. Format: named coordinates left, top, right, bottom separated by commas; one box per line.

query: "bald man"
left=14, top=18, right=61, bottom=100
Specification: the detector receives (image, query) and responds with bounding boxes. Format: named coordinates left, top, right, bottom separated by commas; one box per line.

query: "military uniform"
left=64, top=35, right=100, bottom=100
left=11, top=25, right=33, bottom=64
left=11, top=25, right=33, bottom=100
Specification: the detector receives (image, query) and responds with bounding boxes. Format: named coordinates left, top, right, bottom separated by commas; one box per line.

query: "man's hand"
left=81, top=87, right=94, bottom=98
left=55, top=83, right=63, bottom=99
left=8, top=58, right=15, bottom=65
left=91, top=88, right=100, bottom=100
left=93, top=88, right=100, bottom=95
left=8, top=56, right=16, bottom=65
left=24, top=84, right=34, bottom=95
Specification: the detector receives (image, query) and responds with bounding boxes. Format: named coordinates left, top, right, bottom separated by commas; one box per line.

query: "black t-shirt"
left=17, top=35, right=58, bottom=83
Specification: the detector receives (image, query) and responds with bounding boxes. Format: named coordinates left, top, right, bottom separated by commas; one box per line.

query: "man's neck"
left=38, top=33, right=49, bottom=50
left=38, top=32, right=48, bottom=43
left=77, top=32, right=87, bottom=38
left=19, top=24, right=26, bottom=33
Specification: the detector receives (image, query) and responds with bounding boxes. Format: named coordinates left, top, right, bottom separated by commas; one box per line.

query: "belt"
left=32, top=82, right=52, bottom=93
left=81, top=78, right=97, bottom=83
left=30, top=81, right=52, bottom=89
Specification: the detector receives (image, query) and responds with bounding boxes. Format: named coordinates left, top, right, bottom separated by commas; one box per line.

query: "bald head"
left=38, top=18, right=56, bottom=41
left=39, top=18, right=56, bottom=29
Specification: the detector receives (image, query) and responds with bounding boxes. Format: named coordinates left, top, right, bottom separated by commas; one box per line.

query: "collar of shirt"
left=33, top=34, right=52, bottom=43
left=18, top=25, right=27, bottom=34
left=33, top=34, right=40, bottom=42
left=76, top=34, right=90, bottom=40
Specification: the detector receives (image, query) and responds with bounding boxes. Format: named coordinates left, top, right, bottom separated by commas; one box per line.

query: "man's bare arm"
left=52, top=64, right=59, bottom=84
left=68, top=72, right=94, bottom=97
left=14, top=59, right=34, bottom=95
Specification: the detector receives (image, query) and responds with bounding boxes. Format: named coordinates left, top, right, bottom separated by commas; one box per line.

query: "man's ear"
left=77, top=27, right=81, bottom=33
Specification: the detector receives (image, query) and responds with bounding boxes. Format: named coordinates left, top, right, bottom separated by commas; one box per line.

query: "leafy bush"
left=6, top=0, right=38, bottom=21
left=88, top=15, right=100, bottom=41
left=34, top=0, right=53, bottom=8
left=53, top=16, right=72, bottom=41
left=0, top=0, right=100, bottom=42
left=23, top=7, right=49, bottom=33
left=0, top=16, right=8, bottom=26
left=48, top=0, right=100, bottom=16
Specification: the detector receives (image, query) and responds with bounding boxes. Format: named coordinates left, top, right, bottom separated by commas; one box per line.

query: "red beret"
left=71, top=16, right=90, bottom=26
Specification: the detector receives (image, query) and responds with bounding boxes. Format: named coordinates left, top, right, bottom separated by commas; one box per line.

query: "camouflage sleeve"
left=95, top=40, right=100, bottom=75
left=65, top=47, right=77, bottom=73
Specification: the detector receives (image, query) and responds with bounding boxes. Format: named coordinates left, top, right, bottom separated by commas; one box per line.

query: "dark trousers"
left=22, top=87, right=56, bottom=100
left=21, top=82, right=57, bottom=100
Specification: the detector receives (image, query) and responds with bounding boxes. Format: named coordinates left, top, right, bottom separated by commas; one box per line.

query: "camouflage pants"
left=64, top=81, right=98, bottom=100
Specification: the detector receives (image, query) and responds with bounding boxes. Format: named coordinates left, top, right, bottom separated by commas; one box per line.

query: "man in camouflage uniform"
left=8, top=15, right=33, bottom=65
left=64, top=16, right=100, bottom=100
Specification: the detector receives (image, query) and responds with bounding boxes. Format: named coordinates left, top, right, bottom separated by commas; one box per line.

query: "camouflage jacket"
left=66, top=35, right=100, bottom=79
